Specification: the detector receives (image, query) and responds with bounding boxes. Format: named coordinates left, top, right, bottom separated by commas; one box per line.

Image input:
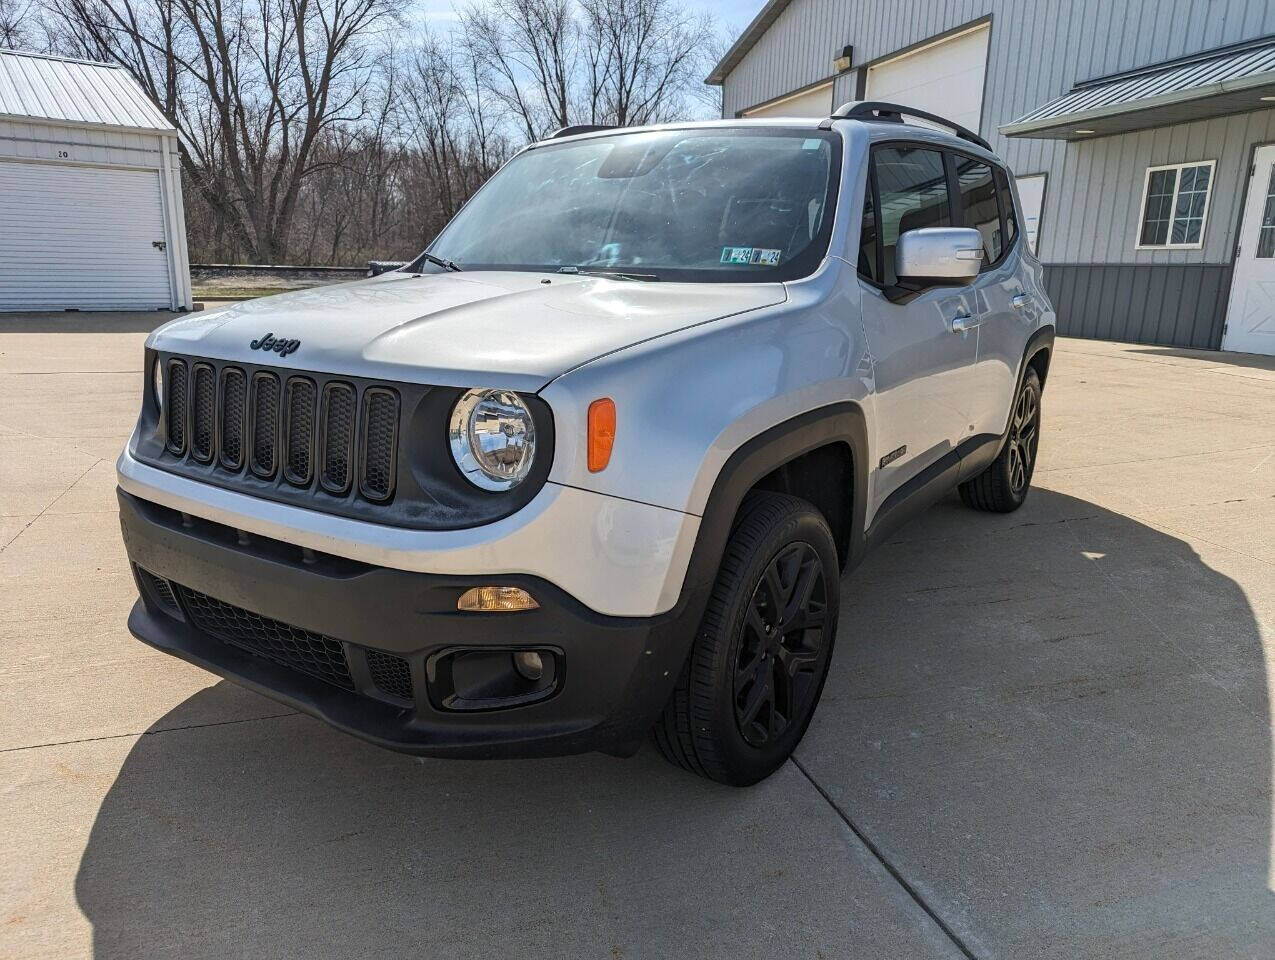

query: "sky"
left=414, top=0, right=760, bottom=44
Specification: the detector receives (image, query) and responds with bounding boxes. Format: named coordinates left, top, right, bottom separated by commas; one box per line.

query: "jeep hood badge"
left=250, top=332, right=300, bottom=356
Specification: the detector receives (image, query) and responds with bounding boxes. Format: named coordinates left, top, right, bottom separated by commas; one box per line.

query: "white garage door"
left=865, top=24, right=990, bottom=133
left=0, top=160, right=172, bottom=311
left=743, top=82, right=833, bottom=118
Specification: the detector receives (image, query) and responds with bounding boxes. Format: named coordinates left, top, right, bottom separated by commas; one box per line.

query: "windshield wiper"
left=560, top=266, right=659, bottom=282
left=417, top=252, right=461, bottom=272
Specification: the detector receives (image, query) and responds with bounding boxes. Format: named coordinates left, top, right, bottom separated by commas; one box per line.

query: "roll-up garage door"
left=865, top=24, right=991, bottom=133
left=743, top=82, right=833, bottom=118
left=0, top=160, right=173, bottom=311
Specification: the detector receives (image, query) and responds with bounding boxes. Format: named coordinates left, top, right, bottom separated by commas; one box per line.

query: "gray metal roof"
left=1002, top=34, right=1275, bottom=141
left=0, top=49, right=174, bottom=134
left=706, top=0, right=796, bottom=85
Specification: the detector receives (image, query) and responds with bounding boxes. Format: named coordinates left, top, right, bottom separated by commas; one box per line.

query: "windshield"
left=416, top=127, right=841, bottom=283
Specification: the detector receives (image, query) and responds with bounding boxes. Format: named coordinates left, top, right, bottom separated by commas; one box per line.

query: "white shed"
left=0, top=50, right=192, bottom=312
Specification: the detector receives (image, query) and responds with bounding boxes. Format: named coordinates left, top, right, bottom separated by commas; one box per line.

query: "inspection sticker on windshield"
left=721, top=246, right=782, bottom=266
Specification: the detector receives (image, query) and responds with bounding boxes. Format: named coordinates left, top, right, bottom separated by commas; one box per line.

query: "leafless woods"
left=8, top=0, right=722, bottom=264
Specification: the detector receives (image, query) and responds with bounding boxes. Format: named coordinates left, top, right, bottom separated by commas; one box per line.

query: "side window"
left=995, top=167, right=1018, bottom=249
left=858, top=169, right=880, bottom=283
left=874, top=146, right=950, bottom=286
left=953, top=155, right=1002, bottom=266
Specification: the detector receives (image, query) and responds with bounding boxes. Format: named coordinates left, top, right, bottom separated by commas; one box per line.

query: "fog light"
left=512, top=650, right=543, bottom=681
left=457, top=585, right=539, bottom=612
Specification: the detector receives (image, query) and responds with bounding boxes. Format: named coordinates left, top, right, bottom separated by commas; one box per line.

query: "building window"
left=1137, top=161, right=1215, bottom=249
left=1258, top=163, right=1275, bottom=259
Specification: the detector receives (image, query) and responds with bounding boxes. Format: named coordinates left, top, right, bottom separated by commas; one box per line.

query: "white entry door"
left=1224, top=144, right=1275, bottom=355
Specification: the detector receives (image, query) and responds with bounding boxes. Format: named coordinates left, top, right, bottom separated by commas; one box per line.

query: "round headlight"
left=449, top=388, right=536, bottom=491
left=153, top=356, right=164, bottom=412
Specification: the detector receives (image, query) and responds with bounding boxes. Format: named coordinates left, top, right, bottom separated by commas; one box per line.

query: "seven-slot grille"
left=160, top=356, right=400, bottom=505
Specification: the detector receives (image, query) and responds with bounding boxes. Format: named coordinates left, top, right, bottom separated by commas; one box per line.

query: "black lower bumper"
left=118, top=489, right=703, bottom=759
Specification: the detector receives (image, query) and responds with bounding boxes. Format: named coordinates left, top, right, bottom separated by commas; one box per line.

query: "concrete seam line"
left=789, top=756, right=980, bottom=960
left=0, top=456, right=103, bottom=554
left=0, top=710, right=300, bottom=754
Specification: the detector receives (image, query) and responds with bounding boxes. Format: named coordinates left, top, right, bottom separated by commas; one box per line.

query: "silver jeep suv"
left=117, top=102, right=1055, bottom=785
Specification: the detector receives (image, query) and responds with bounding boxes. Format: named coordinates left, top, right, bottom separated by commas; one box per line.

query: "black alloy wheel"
left=733, top=542, right=828, bottom=747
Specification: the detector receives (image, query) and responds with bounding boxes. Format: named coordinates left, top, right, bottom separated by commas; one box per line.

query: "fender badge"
left=250, top=332, right=300, bottom=357
left=879, top=445, right=907, bottom=469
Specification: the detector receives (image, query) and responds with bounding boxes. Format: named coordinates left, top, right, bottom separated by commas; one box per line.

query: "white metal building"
left=0, top=49, right=192, bottom=312
left=709, top=2, right=1275, bottom=355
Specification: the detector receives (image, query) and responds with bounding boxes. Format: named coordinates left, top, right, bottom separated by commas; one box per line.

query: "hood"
left=151, top=271, right=787, bottom=392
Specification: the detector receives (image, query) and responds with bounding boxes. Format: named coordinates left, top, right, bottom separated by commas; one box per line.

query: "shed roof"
left=0, top=49, right=174, bottom=134
left=1002, top=34, right=1275, bottom=141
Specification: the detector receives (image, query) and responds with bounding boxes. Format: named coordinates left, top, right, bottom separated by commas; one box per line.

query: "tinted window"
left=858, top=170, right=879, bottom=283
left=995, top=167, right=1018, bottom=248
left=424, top=128, right=841, bottom=283
left=873, top=147, right=950, bottom=286
left=954, top=156, right=1002, bottom=265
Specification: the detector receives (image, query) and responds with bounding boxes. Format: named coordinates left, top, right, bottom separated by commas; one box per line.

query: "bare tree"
left=580, top=0, right=709, bottom=126
left=0, top=0, right=38, bottom=48
left=48, top=0, right=395, bottom=261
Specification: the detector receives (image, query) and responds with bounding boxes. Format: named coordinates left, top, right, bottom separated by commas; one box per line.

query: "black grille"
left=190, top=363, right=216, bottom=462
left=155, top=355, right=403, bottom=511
left=165, top=359, right=187, bottom=454
left=321, top=383, right=356, bottom=494
left=365, top=649, right=414, bottom=701
left=251, top=372, right=281, bottom=478
left=219, top=368, right=247, bottom=470
left=176, top=584, right=354, bottom=690
left=285, top=377, right=317, bottom=485
left=140, top=568, right=179, bottom=611
left=360, top=389, right=399, bottom=501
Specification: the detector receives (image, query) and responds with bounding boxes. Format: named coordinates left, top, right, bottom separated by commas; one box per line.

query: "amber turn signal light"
left=457, top=586, right=539, bottom=612
left=587, top=398, right=616, bottom=472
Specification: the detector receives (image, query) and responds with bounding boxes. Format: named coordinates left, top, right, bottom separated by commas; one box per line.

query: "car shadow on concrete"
left=72, top=490, right=1271, bottom=959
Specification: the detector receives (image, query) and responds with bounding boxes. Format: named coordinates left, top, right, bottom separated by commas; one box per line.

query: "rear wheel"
left=653, top=492, right=840, bottom=786
left=959, top=367, right=1041, bottom=513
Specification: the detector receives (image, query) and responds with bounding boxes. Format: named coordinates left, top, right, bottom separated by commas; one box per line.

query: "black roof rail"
left=549, top=124, right=616, bottom=139
left=820, top=100, right=992, bottom=151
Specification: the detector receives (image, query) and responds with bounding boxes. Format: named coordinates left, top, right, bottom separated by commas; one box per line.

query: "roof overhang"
left=705, top=0, right=796, bottom=85
left=1002, top=34, right=1275, bottom=141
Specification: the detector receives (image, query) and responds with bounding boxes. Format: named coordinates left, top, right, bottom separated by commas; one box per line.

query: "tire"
left=653, top=491, right=840, bottom=786
left=959, top=367, right=1042, bottom=514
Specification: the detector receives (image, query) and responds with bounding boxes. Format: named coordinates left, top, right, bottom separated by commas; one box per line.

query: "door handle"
left=951, top=313, right=979, bottom=333
left=1011, top=293, right=1031, bottom=309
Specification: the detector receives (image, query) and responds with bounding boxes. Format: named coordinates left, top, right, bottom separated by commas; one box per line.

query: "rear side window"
left=995, top=167, right=1018, bottom=248
left=953, top=155, right=1002, bottom=265
left=873, top=146, right=950, bottom=286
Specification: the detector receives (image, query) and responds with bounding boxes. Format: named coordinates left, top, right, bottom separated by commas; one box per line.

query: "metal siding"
left=720, top=0, right=1275, bottom=260
left=1044, top=264, right=1232, bottom=347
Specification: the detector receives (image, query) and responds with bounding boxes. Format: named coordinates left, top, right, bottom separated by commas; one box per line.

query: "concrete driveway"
left=2, top=313, right=1273, bottom=959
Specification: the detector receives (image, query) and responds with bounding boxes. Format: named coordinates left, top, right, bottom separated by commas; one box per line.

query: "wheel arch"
left=681, top=403, right=869, bottom=603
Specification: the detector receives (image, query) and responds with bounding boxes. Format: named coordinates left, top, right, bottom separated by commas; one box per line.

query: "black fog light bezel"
left=426, top=645, right=563, bottom=712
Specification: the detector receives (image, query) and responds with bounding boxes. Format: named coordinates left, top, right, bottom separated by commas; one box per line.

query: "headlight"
left=448, top=388, right=536, bottom=491
left=153, top=356, right=163, bottom=412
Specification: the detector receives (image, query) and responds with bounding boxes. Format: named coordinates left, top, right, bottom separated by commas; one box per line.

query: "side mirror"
left=895, top=227, right=983, bottom=287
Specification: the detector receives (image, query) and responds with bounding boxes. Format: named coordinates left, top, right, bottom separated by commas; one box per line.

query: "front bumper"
left=118, top=489, right=704, bottom=758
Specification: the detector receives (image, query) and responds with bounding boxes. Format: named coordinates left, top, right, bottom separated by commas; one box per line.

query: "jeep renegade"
left=117, top=103, right=1055, bottom=785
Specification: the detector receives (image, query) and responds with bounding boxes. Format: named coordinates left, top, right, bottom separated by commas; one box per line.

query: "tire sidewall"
left=702, top=508, right=840, bottom=784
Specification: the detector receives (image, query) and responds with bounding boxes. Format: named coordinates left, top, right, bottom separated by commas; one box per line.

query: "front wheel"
left=653, top=492, right=840, bottom=786
left=959, top=367, right=1042, bottom=513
